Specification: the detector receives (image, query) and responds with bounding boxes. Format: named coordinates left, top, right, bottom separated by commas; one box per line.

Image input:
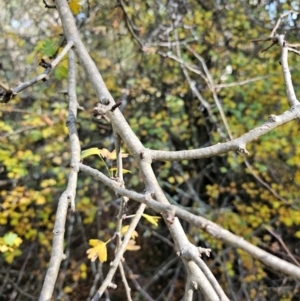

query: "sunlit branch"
left=149, top=106, right=300, bottom=161
left=278, top=35, right=299, bottom=107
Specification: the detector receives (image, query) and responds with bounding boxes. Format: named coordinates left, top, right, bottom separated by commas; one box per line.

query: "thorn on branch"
left=43, top=0, right=56, bottom=8
left=0, top=89, right=15, bottom=103
left=111, top=101, right=122, bottom=112
left=39, top=59, right=52, bottom=69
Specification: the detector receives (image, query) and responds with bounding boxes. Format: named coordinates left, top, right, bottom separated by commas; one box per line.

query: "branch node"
left=101, top=97, right=110, bottom=105
left=58, top=90, right=69, bottom=95
left=191, top=281, right=198, bottom=290
left=197, top=247, right=211, bottom=257
left=53, top=227, right=65, bottom=235
left=107, top=283, right=117, bottom=289
left=42, top=75, right=50, bottom=82
left=93, top=102, right=111, bottom=119
left=268, top=114, right=278, bottom=122
left=237, top=145, right=249, bottom=155
left=70, top=162, right=80, bottom=172
left=165, top=207, right=175, bottom=224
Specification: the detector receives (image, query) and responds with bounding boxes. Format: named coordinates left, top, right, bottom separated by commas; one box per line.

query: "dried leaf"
left=100, top=149, right=129, bottom=160
left=126, top=239, right=141, bottom=251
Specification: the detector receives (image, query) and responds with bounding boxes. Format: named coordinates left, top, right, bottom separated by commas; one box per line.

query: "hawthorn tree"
left=1, top=1, right=300, bottom=300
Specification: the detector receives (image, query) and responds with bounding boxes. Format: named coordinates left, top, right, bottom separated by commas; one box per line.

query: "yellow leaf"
left=126, top=239, right=141, bottom=251
left=110, top=168, right=132, bottom=174
left=63, top=286, right=73, bottom=293
left=81, top=148, right=101, bottom=159
left=100, top=149, right=129, bottom=160
left=142, top=214, right=161, bottom=227
left=86, top=239, right=108, bottom=262
left=13, top=237, right=22, bottom=248
left=69, top=0, right=82, bottom=15
left=0, top=245, right=10, bottom=252
left=121, top=225, right=138, bottom=239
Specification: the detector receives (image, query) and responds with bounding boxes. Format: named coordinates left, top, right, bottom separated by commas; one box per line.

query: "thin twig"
left=265, top=227, right=300, bottom=267
left=91, top=204, right=146, bottom=301
left=1, top=41, right=74, bottom=103
left=119, top=0, right=144, bottom=48
left=123, top=263, right=155, bottom=301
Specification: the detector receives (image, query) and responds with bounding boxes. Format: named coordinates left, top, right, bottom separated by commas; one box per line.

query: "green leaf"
left=4, top=232, right=18, bottom=246
left=55, top=65, right=68, bottom=80
left=41, top=39, right=57, bottom=57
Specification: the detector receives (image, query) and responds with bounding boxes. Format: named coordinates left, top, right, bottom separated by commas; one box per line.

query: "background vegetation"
left=1, top=0, right=300, bottom=300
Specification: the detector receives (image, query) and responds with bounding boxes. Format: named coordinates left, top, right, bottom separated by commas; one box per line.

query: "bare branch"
left=38, top=49, right=80, bottom=301
left=78, top=162, right=300, bottom=280
left=0, top=41, right=74, bottom=103
left=0, top=81, right=9, bottom=91
left=278, top=34, right=300, bottom=107
left=149, top=106, right=300, bottom=161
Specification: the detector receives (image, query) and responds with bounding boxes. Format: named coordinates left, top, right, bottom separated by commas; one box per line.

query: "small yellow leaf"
left=63, top=286, right=73, bottom=293
left=110, top=167, right=132, bottom=174
left=0, top=245, right=9, bottom=252
left=121, top=225, right=138, bottom=239
left=126, top=239, right=141, bottom=251
left=86, top=239, right=108, bottom=262
left=81, top=148, right=101, bottom=159
left=142, top=214, right=161, bottom=227
left=100, top=149, right=129, bottom=160
left=69, top=0, right=82, bottom=15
